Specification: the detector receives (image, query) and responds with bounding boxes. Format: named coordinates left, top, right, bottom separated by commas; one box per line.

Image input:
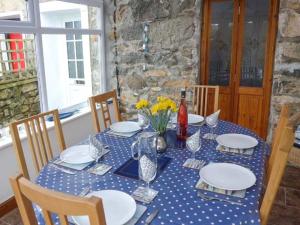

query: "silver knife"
left=145, top=209, right=159, bottom=225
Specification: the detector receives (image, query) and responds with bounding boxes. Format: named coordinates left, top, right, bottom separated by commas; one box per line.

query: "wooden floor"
left=1, top=165, right=300, bottom=225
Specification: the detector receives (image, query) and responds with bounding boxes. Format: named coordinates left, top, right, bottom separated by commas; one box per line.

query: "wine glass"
left=89, top=135, right=104, bottom=164
left=206, top=116, right=218, bottom=140
left=137, top=112, right=150, bottom=130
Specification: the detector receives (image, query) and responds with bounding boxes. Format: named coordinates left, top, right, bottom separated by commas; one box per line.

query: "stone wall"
left=0, top=77, right=40, bottom=128
left=268, top=0, right=300, bottom=141
left=106, top=0, right=202, bottom=118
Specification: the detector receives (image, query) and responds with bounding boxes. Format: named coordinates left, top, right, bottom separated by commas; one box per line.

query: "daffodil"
left=135, top=99, right=149, bottom=110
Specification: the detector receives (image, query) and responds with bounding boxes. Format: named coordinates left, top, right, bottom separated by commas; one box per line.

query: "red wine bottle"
left=177, top=88, right=188, bottom=140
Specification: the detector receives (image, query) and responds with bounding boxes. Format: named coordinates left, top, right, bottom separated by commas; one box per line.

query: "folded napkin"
left=186, top=130, right=201, bottom=151
left=205, top=109, right=221, bottom=125
left=195, top=178, right=246, bottom=198
left=216, top=144, right=254, bottom=156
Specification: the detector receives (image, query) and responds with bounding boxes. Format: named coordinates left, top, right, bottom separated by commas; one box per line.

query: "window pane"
left=67, top=42, right=75, bottom=59
left=76, top=41, right=83, bottom=59
left=39, top=1, right=101, bottom=29
left=42, top=34, right=102, bottom=110
left=74, top=21, right=81, bottom=28
left=77, top=61, right=84, bottom=78
left=0, top=33, right=39, bottom=129
left=240, top=0, right=269, bottom=87
left=68, top=61, right=76, bottom=78
left=65, top=21, right=73, bottom=28
left=0, top=0, right=29, bottom=22
left=208, top=1, right=234, bottom=86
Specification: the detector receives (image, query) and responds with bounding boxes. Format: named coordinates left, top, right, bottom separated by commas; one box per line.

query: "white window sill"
left=0, top=107, right=91, bottom=150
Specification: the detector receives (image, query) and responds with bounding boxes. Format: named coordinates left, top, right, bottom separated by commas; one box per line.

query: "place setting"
left=215, top=133, right=259, bottom=157
left=50, top=135, right=111, bottom=176
left=196, top=162, right=257, bottom=205
left=105, top=121, right=142, bottom=138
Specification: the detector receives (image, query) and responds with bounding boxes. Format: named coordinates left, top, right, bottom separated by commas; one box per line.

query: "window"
left=65, top=21, right=85, bottom=82
left=0, top=0, right=105, bottom=139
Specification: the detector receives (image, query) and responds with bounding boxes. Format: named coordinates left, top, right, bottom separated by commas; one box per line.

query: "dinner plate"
left=60, top=145, right=94, bottom=164
left=172, top=114, right=204, bottom=124
left=110, top=121, right=141, bottom=133
left=72, top=190, right=137, bottom=225
left=216, top=133, right=258, bottom=149
left=200, top=163, right=256, bottom=191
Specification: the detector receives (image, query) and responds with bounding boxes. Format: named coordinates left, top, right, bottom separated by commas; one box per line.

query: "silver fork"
left=197, top=192, right=243, bottom=206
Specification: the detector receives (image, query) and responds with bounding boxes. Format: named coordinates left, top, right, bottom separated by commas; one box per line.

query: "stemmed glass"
left=137, top=112, right=150, bottom=130
left=89, top=135, right=104, bottom=164
left=206, top=117, right=218, bottom=140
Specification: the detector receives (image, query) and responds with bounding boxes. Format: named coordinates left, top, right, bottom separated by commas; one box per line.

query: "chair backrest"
left=266, top=104, right=290, bottom=181
left=10, top=109, right=66, bottom=179
left=10, top=174, right=106, bottom=225
left=191, top=85, right=219, bottom=116
left=89, top=89, right=121, bottom=133
left=260, top=111, right=300, bottom=225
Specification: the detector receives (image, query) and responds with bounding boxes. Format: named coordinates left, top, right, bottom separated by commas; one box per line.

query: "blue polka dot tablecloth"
left=35, top=121, right=268, bottom=225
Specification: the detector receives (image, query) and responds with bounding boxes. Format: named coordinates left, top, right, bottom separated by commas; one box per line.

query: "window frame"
left=0, top=0, right=106, bottom=112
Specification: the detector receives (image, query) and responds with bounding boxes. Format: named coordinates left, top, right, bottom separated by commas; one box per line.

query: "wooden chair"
left=10, top=174, right=106, bottom=225
left=191, top=85, right=219, bottom=116
left=10, top=109, right=66, bottom=179
left=89, top=89, right=121, bottom=133
left=260, top=111, right=300, bottom=225
left=266, top=104, right=290, bottom=181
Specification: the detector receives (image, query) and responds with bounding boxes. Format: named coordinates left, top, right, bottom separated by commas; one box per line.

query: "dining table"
left=34, top=120, right=268, bottom=225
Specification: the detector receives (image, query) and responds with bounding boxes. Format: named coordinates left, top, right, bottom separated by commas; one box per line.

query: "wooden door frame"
left=199, top=0, right=279, bottom=139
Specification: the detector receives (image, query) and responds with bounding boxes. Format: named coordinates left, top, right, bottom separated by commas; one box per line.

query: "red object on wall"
left=7, top=33, right=25, bottom=72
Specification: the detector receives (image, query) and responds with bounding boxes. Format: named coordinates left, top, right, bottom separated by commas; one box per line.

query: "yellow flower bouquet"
left=136, top=96, right=177, bottom=135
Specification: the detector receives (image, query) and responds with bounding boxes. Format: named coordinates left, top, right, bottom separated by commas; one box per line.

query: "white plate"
left=216, top=133, right=258, bottom=149
left=72, top=190, right=137, bottom=225
left=110, top=121, right=141, bottom=133
left=172, top=114, right=204, bottom=124
left=200, top=163, right=256, bottom=191
left=60, top=145, right=94, bottom=164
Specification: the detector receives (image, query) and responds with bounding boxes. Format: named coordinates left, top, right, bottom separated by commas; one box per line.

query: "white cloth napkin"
left=186, top=130, right=201, bottom=151
left=205, top=109, right=221, bottom=125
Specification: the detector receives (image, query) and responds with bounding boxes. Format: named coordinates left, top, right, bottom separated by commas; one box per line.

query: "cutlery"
left=78, top=186, right=91, bottom=197
left=197, top=192, right=243, bottom=206
left=145, top=209, right=159, bottom=225
left=49, top=164, right=76, bottom=175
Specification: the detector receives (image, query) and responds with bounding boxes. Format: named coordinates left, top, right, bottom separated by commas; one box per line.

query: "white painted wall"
left=0, top=111, right=95, bottom=203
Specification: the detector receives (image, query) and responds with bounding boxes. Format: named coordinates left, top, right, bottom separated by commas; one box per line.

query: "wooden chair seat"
left=89, top=89, right=121, bottom=133
left=191, top=85, right=219, bottom=116
left=10, top=109, right=66, bottom=179
left=10, top=174, right=106, bottom=225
